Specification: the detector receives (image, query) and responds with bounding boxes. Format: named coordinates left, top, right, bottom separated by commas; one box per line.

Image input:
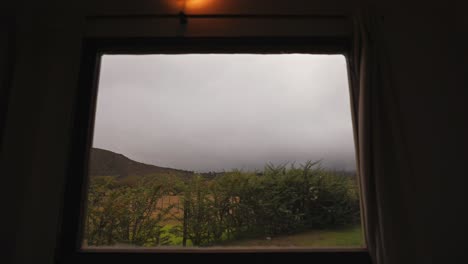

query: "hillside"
left=89, top=148, right=193, bottom=178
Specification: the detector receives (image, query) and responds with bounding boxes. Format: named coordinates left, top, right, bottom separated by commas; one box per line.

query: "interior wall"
left=1, top=1, right=467, bottom=264
left=1, top=1, right=85, bottom=263
left=0, top=2, right=16, bottom=262
left=381, top=7, right=468, bottom=263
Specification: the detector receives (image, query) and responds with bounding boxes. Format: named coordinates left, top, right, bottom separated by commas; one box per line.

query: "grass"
left=91, top=225, right=363, bottom=249
left=157, top=224, right=364, bottom=248
left=217, top=225, right=364, bottom=248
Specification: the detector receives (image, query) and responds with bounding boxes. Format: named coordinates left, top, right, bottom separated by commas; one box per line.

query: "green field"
left=138, top=225, right=364, bottom=248
left=218, top=225, right=364, bottom=248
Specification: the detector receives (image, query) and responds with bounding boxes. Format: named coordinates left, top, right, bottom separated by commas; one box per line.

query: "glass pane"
left=83, top=54, right=363, bottom=250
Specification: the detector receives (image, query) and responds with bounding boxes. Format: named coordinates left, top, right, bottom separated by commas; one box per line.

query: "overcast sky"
left=92, top=54, right=356, bottom=172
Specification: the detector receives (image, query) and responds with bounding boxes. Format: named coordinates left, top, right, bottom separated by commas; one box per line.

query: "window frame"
left=56, top=36, right=371, bottom=264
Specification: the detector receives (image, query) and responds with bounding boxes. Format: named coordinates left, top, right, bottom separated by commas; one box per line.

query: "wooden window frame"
left=56, top=36, right=371, bottom=264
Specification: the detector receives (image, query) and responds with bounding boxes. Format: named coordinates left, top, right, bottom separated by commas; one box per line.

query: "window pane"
left=84, top=54, right=363, bottom=249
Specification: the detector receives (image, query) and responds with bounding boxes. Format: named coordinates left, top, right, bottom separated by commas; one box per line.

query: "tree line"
left=84, top=161, right=361, bottom=247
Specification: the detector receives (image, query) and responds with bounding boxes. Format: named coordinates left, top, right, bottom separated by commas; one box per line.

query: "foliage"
left=85, top=175, right=173, bottom=246
left=84, top=161, right=361, bottom=247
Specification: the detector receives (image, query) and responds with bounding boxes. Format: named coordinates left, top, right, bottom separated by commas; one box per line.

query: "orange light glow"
left=175, top=0, right=214, bottom=11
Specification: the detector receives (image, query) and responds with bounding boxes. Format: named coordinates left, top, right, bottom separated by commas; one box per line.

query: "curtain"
left=348, top=11, right=410, bottom=264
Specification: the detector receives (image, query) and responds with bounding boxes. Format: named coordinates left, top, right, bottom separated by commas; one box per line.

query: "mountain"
left=89, top=148, right=193, bottom=178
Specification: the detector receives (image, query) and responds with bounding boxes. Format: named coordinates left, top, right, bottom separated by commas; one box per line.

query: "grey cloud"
left=92, top=54, right=356, bottom=172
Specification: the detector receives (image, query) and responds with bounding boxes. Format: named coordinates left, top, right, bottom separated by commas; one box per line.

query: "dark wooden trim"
left=87, top=13, right=348, bottom=20
left=1, top=13, right=17, bottom=264
left=0, top=16, right=16, bottom=150
left=57, top=36, right=369, bottom=264
left=88, top=36, right=350, bottom=55
left=56, top=40, right=103, bottom=264
left=72, top=250, right=371, bottom=264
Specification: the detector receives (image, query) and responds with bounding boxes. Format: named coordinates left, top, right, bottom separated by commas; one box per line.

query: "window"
left=59, top=38, right=370, bottom=263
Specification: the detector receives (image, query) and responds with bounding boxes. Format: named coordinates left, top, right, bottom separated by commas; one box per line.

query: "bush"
left=84, top=161, right=361, bottom=247
left=85, top=175, right=173, bottom=246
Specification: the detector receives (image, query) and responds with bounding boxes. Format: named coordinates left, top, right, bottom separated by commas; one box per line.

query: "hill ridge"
left=89, top=148, right=193, bottom=178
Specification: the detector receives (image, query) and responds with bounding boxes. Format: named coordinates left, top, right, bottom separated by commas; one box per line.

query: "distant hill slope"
left=89, top=148, right=193, bottom=178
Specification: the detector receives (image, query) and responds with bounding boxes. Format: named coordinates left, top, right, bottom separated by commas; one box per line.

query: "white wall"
left=1, top=1, right=467, bottom=263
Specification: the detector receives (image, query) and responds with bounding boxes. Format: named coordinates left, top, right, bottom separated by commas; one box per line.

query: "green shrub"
left=84, top=161, right=361, bottom=247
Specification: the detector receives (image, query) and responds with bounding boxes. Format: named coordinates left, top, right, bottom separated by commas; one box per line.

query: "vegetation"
left=84, top=161, right=361, bottom=247
left=220, top=225, right=363, bottom=247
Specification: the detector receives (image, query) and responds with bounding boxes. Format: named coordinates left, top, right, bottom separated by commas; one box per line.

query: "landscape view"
left=83, top=54, right=363, bottom=249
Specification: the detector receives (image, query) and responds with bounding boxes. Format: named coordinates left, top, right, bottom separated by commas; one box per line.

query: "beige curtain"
left=348, top=11, right=410, bottom=264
